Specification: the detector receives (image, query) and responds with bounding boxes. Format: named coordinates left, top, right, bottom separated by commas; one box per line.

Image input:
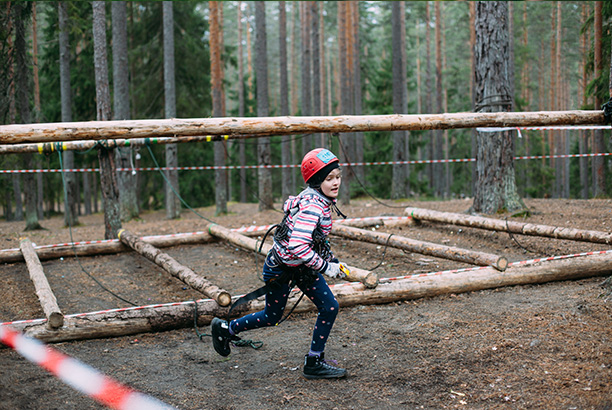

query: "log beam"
left=0, top=231, right=216, bottom=264
left=207, top=223, right=379, bottom=288
left=405, top=207, right=612, bottom=245
left=117, top=229, right=231, bottom=307
left=331, top=224, right=508, bottom=271
left=11, top=250, right=612, bottom=343
left=0, top=110, right=603, bottom=145
left=19, top=238, right=64, bottom=329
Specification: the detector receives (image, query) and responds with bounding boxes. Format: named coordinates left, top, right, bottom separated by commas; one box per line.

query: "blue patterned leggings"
left=230, top=253, right=339, bottom=353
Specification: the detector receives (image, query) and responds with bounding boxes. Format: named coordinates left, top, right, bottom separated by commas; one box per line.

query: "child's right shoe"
left=303, top=353, right=347, bottom=379
left=211, top=317, right=239, bottom=357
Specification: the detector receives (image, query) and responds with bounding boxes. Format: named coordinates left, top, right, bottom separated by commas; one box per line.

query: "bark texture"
left=473, top=1, right=524, bottom=214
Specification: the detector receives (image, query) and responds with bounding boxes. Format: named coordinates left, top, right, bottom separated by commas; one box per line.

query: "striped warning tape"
left=0, top=216, right=411, bottom=253
left=0, top=326, right=175, bottom=409
left=1, top=151, right=611, bottom=174
left=3, top=249, right=610, bottom=328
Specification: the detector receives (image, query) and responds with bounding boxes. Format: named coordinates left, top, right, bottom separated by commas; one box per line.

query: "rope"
left=192, top=300, right=263, bottom=350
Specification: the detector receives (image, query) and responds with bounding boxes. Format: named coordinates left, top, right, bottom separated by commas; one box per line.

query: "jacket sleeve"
left=286, top=201, right=329, bottom=272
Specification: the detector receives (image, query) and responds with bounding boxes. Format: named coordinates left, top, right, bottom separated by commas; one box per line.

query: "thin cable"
left=56, top=144, right=138, bottom=306
left=144, top=140, right=217, bottom=224
left=335, top=134, right=408, bottom=209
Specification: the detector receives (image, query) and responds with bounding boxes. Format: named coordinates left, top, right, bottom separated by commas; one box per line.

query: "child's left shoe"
left=211, top=318, right=239, bottom=357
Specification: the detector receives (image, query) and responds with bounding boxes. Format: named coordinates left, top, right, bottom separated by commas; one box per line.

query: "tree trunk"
left=255, top=1, right=273, bottom=211
left=300, top=1, right=312, bottom=154
left=92, top=1, right=121, bottom=239
left=579, top=3, right=589, bottom=199
left=19, top=238, right=64, bottom=329
left=391, top=1, right=407, bottom=200
left=112, top=1, right=138, bottom=222
left=237, top=1, right=247, bottom=203
left=210, top=1, right=227, bottom=215
left=353, top=2, right=365, bottom=183
left=163, top=1, right=180, bottom=219
left=14, top=2, right=41, bottom=231
left=472, top=1, right=524, bottom=215
left=279, top=1, right=292, bottom=200
left=434, top=1, right=444, bottom=198
left=311, top=1, right=322, bottom=147
left=58, top=2, right=79, bottom=227
left=592, top=2, right=605, bottom=197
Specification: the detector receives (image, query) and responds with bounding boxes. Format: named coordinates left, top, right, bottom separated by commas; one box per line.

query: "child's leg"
left=230, top=281, right=291, bottom=333
left=300, top=273, right=339, bottom=353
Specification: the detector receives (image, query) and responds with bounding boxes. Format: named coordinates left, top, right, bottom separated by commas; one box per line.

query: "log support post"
left=117, top=229, right=231, bottom=306
left=19, top=238, right=64, bottom=329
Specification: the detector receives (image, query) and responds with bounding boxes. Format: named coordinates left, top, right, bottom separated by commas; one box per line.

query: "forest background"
left=0, top=1, right=611, bottom=226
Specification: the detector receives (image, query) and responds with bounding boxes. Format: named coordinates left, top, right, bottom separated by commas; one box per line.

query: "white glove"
left=323, top=262, right=341, bottom=278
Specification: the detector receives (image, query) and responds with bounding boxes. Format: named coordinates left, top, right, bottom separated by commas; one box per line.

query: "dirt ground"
left=0, top=197, right=611, bottom=410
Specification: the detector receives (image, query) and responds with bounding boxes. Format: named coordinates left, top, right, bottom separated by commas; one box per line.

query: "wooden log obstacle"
left=9, top=249, right=612, bottom=343
left=18, top=238, right=64, bottom=329
left=404, top=207, right=612, bottom=245
left=117, top=229, right=231, bottom=307
left=331, top=224, right=508, bottom=271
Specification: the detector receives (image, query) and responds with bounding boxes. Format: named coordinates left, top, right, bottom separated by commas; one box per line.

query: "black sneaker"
left=211, top=317, right=239, bottom=357
left=303, top=353, right=347, bottom=379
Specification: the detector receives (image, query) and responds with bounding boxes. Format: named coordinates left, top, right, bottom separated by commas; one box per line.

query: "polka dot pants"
left=230, top=253, right=339, bottom=353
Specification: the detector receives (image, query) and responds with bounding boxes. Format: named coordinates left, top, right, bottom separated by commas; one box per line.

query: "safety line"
left=0, top=326, right=176, bottom=410
left=3, top=249, right=610, bottom=328
left=2, top=152, right=611, bottom=174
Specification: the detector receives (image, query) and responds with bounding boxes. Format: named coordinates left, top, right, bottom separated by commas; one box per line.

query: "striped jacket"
left=273, top=187, right=335, bottom=272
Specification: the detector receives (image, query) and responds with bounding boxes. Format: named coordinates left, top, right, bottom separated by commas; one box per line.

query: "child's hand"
left=323, top=262, right=341, bottom=278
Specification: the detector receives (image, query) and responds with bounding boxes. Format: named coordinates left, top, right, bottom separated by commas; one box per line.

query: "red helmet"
left=301, top=148, right=339, bottom=184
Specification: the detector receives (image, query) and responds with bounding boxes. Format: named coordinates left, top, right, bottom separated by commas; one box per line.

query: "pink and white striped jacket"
left=273, top=187, right=335, bottom=272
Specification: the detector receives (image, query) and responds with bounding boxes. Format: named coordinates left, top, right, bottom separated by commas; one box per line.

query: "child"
left=211, top=148, right=349, bottom=379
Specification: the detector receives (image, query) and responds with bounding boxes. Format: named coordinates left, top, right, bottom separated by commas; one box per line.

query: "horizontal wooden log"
left=331, top=224, right=508, bottom=271
left=0, top=110, right=603, bottom=145
left=207, top=223, right=379, bottom=288
left=19, top=238, right=64, bottom=329
left=0, top=231, right=216, bottom=264
left=0, top=135, right=218, bottom=155
left=12, top=250, right=612, bottom=343
left=405, top=207, right=612, bottom=245
left=118, top=229, right=231, bottom=307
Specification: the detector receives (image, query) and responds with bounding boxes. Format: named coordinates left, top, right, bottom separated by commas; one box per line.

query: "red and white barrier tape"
left=0, top=216, right=411, bottom=254
left=0, top=326, right=175, bottom=409
left=2, top=151, right=612, bottom=174
left=3, top=249, right=610, bottom=328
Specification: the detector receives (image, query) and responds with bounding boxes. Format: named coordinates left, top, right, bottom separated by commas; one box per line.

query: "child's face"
left=320, top=168, right=342, bottom=199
